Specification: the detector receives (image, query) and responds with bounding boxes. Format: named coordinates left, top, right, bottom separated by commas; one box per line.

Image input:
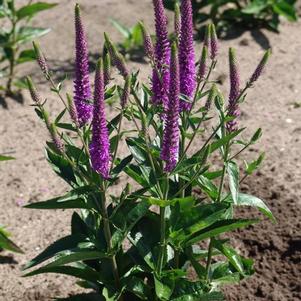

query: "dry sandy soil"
left=0, top=0, right=301, bottom=300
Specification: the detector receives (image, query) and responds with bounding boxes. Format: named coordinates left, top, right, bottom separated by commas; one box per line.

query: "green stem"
left=205, top=239, right=214, bottom=281
left=110, top=112, right=124, bottom=173
left=187, top=59, right=216, bottom=119
left=157, top=175, right=169, bottom=275
left=6, top=19, right=17, bottom=95
left=100, top=183, right=122, bottom=300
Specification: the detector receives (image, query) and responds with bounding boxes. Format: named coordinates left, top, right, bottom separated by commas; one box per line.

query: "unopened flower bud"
left=249, top=49, right=271, bottom=85
left=67, top=93, right=79, bottom=128
left=104, top=33, right=129, bottom=78
left=209, top=24, right=218, bottom=60
left=32, top=41, right=49, bottom=78
left=174, top=2, right=181, bottom=42
left=198, top=45, right=208, bottom=81
left=49, top=123, right=64, bottom=153
left=139, top=22, right=155, bottom=61
left=205, top=84, right=217, bottom=112
left=26, top=77, right=42, bottom=105
left=103, top=52, right=111, bottom=87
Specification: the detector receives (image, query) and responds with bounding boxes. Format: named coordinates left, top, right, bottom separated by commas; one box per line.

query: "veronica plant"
left=24, top=2, right=274, bottom=300
left=0, top=0, right=56, bottom=95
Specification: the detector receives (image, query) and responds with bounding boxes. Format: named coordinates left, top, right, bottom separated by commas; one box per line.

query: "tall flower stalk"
left=161, top=43, right=180, bottom=172
left=73, top=4, right=92, bottom=126
left=227, top=48, right=240, bottom=132
left=89, top=59, right=111, bottom=179
left=249, top=49, right=271, bottom=86
left=179, top=0, right=196, bottom=111
left=151, top=0, right=170, bottom=108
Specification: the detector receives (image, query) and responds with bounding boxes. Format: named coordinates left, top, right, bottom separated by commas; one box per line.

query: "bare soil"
left=0, top=1, right=300, bottom=300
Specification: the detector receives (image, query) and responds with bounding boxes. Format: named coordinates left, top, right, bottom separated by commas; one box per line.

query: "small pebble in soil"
left=285, top=118, right=293, bottom=123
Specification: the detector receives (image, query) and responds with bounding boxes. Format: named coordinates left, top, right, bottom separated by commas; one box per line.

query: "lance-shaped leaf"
left=236, top=193, right=275, bottom=222
left=169, top=203, right=231, bottom=247
left=185, top=219, right=258, bottom=247
left=0, top=229, right=23, bottom=253
left=0, top=154, right=15, bottom=161
left=25, top=186, right=95, bottom=210
left=227, top=161, right=239, bottom=205
left=111, top=200, right=150, bottom=250
left=23, top=234, right=87, bottom=270
left=17, top=2, right=58, bottom=20
left=24, top=264, right=101, bottom=283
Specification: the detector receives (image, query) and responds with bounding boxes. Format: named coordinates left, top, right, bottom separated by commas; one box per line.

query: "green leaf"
left=122, top=276, right=151, bottom=300
left=110, top=19, right=131, bottom=39
left=17, top=2, right=57, bottom=19
left=36, top=249, right=107, bottom=269
left=170, top=279, right=215, bottom=300
left=211, top=129, right=244, bottom=153
left=242, top=0, right=268, bottom=14
left=17, top=49, right=36, bottom=64
left=0, top=229, right=23, bottom=253
left=236, top=193, right=275, bottom=222
left=245, top=152, right=265, bottom=175
left=24, top=186, right=95, bottom=210
left=169, top=203, right=231, bottom=247
left=185, top=219, right=258, bottom=246
left=212, top=240, right=244, bottom=274
left=56, top=122, right=77, bottom=132
left=250, top=128, right=262, bottom=144
left=16, top=27, right=50, bottom=45
left=148, top=196, right=195, bottom=208
left=227, top=161, right=239, bottom=205
left=46, top=147, right=76, bottom=185
left=124, top=164, right=150, bottom=187
left=273, top=1, right=297, bottom=22
left=129, top=214, right=160, bottom=269
left=211, top=262, right=241, bottom=285
left=55, top=108, right=67, bottom=124
left=0, top=154, right=15, bottom=161
left=111, top=155, right=133, bottom=177
left=154, top=275, right=175, bottom=301
left=23, top=234, right=87, bottom=270
left=24, top=264, right=100, bottom=283
left=111, top=200, right=150, bottom=249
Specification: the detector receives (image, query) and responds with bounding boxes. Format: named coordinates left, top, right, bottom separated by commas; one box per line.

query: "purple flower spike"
left=161, top=43, right=180, bottom=172
left=152, top=0, right=170, bottom=108
left=89, top=59, right=111, bottom=179
left=249, top=49, right=271, bottom=85
left=227, top=48, right=240, bottom=132
left=179, top=0, right=196, bottom=111
left=74, top=4, right=92, bottom=127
